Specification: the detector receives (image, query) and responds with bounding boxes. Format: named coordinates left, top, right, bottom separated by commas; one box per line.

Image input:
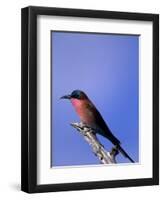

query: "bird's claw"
left=110, top=146, right=119, bottom=156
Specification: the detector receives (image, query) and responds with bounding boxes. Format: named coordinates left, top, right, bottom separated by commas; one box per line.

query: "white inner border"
left=37, top=15, right=153, bottom=185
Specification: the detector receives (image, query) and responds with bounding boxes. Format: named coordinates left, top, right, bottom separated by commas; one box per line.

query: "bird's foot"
left=110, top=146, right=119, bottom=157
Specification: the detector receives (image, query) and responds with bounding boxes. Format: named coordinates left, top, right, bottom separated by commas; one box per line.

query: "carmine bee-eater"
left=60, top=90, right=134, bottom=163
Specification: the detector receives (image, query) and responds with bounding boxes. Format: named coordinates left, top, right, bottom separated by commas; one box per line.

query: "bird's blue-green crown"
left=71, top=90, right=88, bottom=99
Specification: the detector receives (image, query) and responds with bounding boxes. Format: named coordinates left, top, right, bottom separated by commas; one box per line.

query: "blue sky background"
left=51, top=31, right=139, bottom=167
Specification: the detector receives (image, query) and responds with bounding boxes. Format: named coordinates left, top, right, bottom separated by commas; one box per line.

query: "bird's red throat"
left=70, top=98, right=83, bottom=108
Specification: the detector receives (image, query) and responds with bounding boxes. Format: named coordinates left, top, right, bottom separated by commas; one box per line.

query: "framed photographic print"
left=21, top=6, right=159, bottom=193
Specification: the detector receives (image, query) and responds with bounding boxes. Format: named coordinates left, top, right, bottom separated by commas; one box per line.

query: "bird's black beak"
left=60, top=94, right=71, bottom=99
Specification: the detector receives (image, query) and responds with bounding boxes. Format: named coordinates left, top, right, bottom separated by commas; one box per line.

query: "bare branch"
left=71, top=122, right=119, bottom=164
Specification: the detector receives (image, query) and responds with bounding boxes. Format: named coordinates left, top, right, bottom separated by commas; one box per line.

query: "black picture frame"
left=21, top=6, right=159, bottom=193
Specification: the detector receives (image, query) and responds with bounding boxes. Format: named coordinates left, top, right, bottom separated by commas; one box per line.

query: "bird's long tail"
left=117, top=145, right=135, bottom=163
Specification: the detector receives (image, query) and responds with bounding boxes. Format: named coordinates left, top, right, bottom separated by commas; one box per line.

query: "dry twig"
left=71, top=122, right=119, bottom=164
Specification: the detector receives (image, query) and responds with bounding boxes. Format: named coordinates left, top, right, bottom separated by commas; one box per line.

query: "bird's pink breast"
left=70, top=98, right=94, bottom=124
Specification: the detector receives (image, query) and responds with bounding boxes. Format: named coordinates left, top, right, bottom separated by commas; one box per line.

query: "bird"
left=60, top=90, right=134, bottom=163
